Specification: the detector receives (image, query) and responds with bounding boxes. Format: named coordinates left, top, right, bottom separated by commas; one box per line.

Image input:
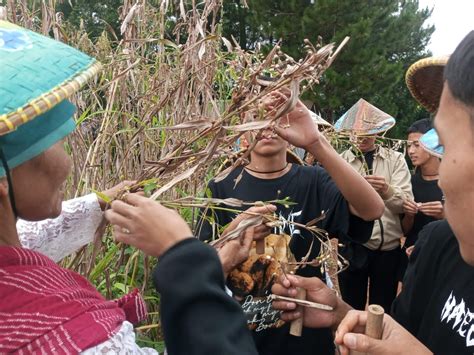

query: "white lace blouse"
left=17, top=194, right=159, bottom=354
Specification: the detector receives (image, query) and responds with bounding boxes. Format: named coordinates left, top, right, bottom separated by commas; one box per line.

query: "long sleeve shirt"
left=341, top=146, right=413, bottom=250
left=153, top=238, right=258, bottom=355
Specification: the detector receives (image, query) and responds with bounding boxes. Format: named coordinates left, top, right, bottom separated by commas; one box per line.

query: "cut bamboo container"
left=351, top=304, right=384, bottom=355
left=289, top=287, right=307, bottom=337
left=256, top=238, right=265, bottom=254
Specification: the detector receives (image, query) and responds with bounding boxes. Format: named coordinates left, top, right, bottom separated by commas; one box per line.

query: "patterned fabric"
left=0, top=247, right=147, bottom=354
left=335, top=98, right=395, bottom=136
left=18, top=193, right=103, bottom=262
left=82, top=321, right=158, bottom=354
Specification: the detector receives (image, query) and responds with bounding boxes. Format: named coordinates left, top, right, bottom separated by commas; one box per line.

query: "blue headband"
left=0, top=100, right=76, bottom=177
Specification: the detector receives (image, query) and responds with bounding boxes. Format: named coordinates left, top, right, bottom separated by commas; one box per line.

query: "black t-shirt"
left=405, top=172, right=444, bottom=247
left=197, top=164, right=373, bottom=355
left=392, top=220, right=474, bottom=353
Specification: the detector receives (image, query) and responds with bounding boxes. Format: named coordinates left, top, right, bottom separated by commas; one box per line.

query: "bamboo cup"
left=289, top=287, right=307, bottom=337
left=256, top=238, right=265, bottom=254
left=351, top=304, right=384, bottom=355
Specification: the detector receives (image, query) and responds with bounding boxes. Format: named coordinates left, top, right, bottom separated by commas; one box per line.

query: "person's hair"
left=444, top=31, right=474, bottom=118
left=407, top=118, right=432, bottom=134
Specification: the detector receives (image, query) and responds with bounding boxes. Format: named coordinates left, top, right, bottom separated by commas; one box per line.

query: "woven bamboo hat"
left=0, top=20, right=101, bottom=176
left=405, top=56, right=449, bottom=113
left=420, top=128, right=444, bottom=158
left=0, top=20, right=101, bottom=136
left=334, top=98, right=395, bottom=136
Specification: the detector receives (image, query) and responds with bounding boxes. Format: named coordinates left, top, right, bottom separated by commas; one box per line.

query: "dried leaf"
left=224, top=119, right=272, bottom=132
left=150, top=164, right=200, bottom=199
left=179, top=0, right=187, bottom=20
left=222, top=37, right=233, bottom=52
left=211, top=215, right=263, bottom=249
left=198, top=43, right=206, bottom=60
left=164, top=120, right=214, bottom=130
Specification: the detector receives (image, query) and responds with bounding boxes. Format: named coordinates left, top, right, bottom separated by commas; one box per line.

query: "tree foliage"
left=222, top=0, right=435, bottom=138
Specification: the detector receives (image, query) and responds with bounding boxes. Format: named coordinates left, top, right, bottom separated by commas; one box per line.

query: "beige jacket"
left=341, top=146, right=413, bottom=251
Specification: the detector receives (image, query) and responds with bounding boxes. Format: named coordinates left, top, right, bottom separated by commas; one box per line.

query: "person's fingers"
left=341, top=333, right=383, bottom=354
left=240, top=227, right=254, bottom=249
left=291, top=275, right=329, bottom=292
left=277, top=273, right=292, bottom=288
left=240, top=204, right=276, bottom=220
left=273, top=124, right=289, bottom=139
left=335, top=310, right=367, bottom=343
left=279, top=311, right=302, bottom=322
left=105, top=208, right=134, bottom=227
left=253, top=225, right=271, bottom=240
left=112, top=225, right=137, bottom=246
left=271, top=282, right=297, bottom=298
left=421, top=201, right=442, bottom=207
left=123, top=193, right=151, bottom=207
left=406, top=200, right=418, bottom=207
left=110, top=199, right=139, bottom=217
left=272, top=300, right=297, bottom=311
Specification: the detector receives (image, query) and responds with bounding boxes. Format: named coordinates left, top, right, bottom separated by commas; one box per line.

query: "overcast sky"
left=418, top=0, right=474, bottom=55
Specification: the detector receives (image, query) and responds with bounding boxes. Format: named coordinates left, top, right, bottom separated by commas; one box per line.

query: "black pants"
left=338, top=246, right=401, bottom=312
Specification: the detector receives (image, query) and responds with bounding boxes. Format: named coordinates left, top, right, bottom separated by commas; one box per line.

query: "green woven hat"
left=0, top=20, right=101, bottom=134
left=0, top=20, right=101, bottom=176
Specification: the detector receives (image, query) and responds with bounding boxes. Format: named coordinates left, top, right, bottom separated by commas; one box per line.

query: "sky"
left=418, top=0, right=474, bottom=55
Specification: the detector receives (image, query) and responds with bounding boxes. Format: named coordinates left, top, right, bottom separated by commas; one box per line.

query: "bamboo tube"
left=289, top=287, right=306, bottom=337
left=366, top=304, right=384, bottom=339
left=351, top=304, right=384, bottom=355
left=256, top=238, right=265, bottom=254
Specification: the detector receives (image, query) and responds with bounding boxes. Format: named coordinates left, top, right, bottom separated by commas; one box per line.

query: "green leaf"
left=91, top=189, right=112, bottom=204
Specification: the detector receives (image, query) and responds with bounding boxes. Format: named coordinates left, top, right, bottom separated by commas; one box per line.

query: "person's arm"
left=334, top=310, right=432, bottom=355
left=17, top=193, right=103, bottom=262
left=271, top=274, right=352, bottom=330
left=154, top=238, right=258, bottom=355
left=366, top=154, right=413, bottom=214
left=104, top=195, right=258, bottom=355
left=307, top=137, right=384, bottom=221
left=271, top=94, right=384, bottom=221
left=18, top=182, right=134, bottom=262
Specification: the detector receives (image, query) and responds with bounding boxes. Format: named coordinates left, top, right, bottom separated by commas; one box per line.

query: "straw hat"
left=309, top=110, right=332, bottom=129
left=0, top=20, right=101, bottom=136
left=419, top=128, right=444, bottom=158
left=405, top=56, right=449, bottom=113
left=334, top=98, right=395, bottom=136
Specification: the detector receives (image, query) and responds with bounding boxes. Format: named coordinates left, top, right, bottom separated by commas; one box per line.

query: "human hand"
left=403, top=199, right=418, bottom=216
left=334, top=310, right=432, bottom=355
left=222, top=204, right=277, bottom=241
left=271, top=274, right=350, bottom=329
left=218, top=205, right=276, bottom=276
left=218, top=227, right=254, bottom=278
left=418, top=201, right=444, bottom=219
left=264, top=88, right=321, bottom=150
left=98, top=180, right=136, bottom=211
left=406, top=245, right=415, bottom=257
left=104, top=194, right=192, bottom=256
left=365, top=175, right=390, bottom=197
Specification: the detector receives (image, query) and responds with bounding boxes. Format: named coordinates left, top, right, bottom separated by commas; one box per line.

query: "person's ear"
left=0, top=178, right=8, bottom=198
